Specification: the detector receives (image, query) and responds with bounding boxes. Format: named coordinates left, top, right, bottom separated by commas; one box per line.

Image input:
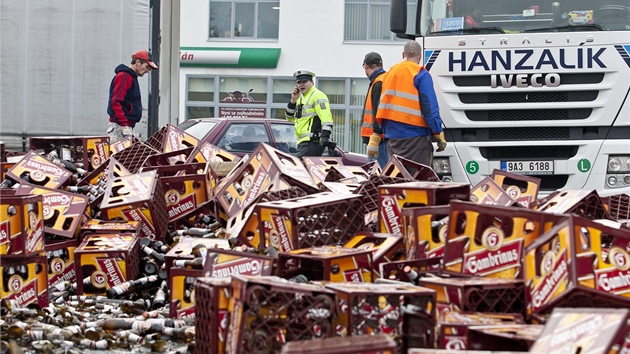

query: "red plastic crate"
left=29, top=135, right=110, bottom=172
left=442, top=200, right=565, bottom=279
left=45, top=238, right=78, bottom=290
left=467, top=324, right=543, bottom=352
left=74, top=233, right=140, bottom=295
left=491, top=169, right=541, bottom=209
left=0, top=191, right=44, bottom=257
left=15, top=184, right=89, bottom=239
left=437, top=312, right=525, bottom=350
left=278, top=246, right=374, bottom=283
left=381, top=155, right=440, bottom=182
left=342, top=232, right=405, bottom=278
left=325, top=281, right=437, bottom=352
left=100, top=170, right=168, bottom=241
left=6, top=151, right=73, bottom=189
left=144, top=123, right=200, bottom=154
left=536, top=189, right=611, bottom=220
left=401, top=205, right=450, bottom=260
left=255, top=192, right=365, bottom=252
left=195, top=277, right=232, bottom=354
left=280, top=333, right=398, bottom=354
left=523, top=215, right=630, bottom=317
left=0, top=254, right=48, bottom=308
left=225, top=275, right=337, bottom=354
left=110, top=141, right=159, bottom=174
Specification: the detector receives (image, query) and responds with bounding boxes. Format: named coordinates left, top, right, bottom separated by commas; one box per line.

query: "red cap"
left=132, top=50, right=158, bottom=70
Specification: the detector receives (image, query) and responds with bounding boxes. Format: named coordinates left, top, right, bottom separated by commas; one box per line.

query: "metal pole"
left=148, top=0, right=161, bottom=137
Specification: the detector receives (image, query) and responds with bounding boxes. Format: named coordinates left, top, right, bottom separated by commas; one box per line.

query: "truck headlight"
left=432, top=158, right=451, bottom=174
left=606, top=155, right=630, bottom=189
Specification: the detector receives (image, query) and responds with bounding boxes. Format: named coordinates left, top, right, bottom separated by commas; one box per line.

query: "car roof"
left=185, top=117, right=292, bottom=125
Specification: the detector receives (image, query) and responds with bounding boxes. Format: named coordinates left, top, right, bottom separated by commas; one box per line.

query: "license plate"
left=501, top=160, right=554, bottom=175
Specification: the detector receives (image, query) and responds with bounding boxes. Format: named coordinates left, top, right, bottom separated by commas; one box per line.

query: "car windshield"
left=419, top=0, right=630, bottom=36
left=177, top=120, right=218, bottom=140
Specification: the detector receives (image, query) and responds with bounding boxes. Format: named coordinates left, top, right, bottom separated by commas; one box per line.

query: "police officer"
left=285, top=69, right=334, bottom=157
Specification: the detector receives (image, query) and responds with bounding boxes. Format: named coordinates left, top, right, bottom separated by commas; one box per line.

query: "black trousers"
left=296, top=141, right=323, bottom=158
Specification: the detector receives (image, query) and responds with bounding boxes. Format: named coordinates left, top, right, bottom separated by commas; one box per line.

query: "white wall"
left=178, top=0, right=409, bottom=122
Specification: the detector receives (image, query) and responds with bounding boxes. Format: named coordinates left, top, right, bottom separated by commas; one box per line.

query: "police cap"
left=293, top=69, right=315, bottom=82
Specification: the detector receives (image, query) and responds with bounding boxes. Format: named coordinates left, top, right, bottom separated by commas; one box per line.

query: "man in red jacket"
left=106, top=50, right=157, bottom=143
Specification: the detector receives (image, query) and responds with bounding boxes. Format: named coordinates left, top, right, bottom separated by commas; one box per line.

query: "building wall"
left=179, top=0, right=410, bottom=153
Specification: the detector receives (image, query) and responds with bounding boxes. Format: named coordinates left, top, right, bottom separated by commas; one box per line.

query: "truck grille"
left=453, top=73, right=604, bottom=87
left=466, top=109, right=592, bottom=122
left=460, top=91, right=598, bottom=104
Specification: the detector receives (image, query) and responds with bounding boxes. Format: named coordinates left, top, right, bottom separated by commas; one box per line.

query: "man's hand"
left=121, top=126, right=133, bottom=137
left=367, top=134, right=381, bottom=158
left=320, top=136, right=330, bottom=148
left=433, top=132, right=447, bottom=152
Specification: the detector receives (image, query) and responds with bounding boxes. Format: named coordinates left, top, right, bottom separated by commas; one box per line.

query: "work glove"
left=320, top=136, right=330, bottom=148
left=367, top=134, right=381, bottom=158
left=433, top=132, right=447, bottom=152
left=121, top=126, right=133, bottom=137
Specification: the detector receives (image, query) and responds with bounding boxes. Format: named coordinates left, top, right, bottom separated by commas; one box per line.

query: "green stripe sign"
left=179, top=47, right=281, bottom=68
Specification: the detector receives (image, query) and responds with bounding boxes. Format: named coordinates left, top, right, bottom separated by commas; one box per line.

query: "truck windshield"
left=420, top=0, right=630, bottom=36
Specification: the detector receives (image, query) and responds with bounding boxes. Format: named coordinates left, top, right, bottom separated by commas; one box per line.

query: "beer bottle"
left=106, top=275, right=160, bottom=298
left=173, top=257, right=204, bottom=269
left=140, top=244, right=165, bottom=263
left=7, top=322, right=27, bottom=339
left=3, top=266, right=16, bottom=292
left=101, top=318, right=135, bottom=332
left=120, top=299, right=147, bottom=315
left=0, top=177, right=17, bottom=189
left=141, top=257, right=160, bottom=276
left=152, top=280, right=168, bottom=310
left=191, top=243, right=208, bottom=259
left=403, top=265, right=420, bottom=285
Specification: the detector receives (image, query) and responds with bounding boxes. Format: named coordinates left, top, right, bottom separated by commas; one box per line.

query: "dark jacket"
left=107, top=64, right=142, bottom=128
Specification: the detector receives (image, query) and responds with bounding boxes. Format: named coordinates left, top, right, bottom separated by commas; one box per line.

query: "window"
left=209, top=1, right=280, bottom=40
left=345, top=0, right=418, bottom=41
left=217, top=123, right=269, bottom=152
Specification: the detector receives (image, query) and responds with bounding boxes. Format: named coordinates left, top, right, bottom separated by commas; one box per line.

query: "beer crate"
left=523, top=215, right=630, bottom=317
left=214, top=143, right=318, bottom=219
left=143, top=162, right=215, bottom=222
left=278, top=246, right=373, bottom=283
left=186, top=141, right=241, bottom=165
left=45, top=238, right=78, bottom=290
left=417, top=277, right=526, bottom=316
left=168, top=265, right=204, bottom=319
left=342, top=232, right=405, bottom=278
left=442, top=200, right=565, bottom=279
left=74, top=233, right=140, bottom=295
left=491, top=169, right=541, bottom=208
left=15, top=184, right=89, bottom=239
left=1, top=161, right=15, bottom=182
left=352, top=174, right=410, bottom=215
left=100, top=169, right=168, bottom=241
left=163, top=236, right=231, bottom=272
left=402, top=205, right=450, bottom=260
left=467, top=324, right=543, bottom=351
left=381, top=155, right=440, bottom=182
left=29, top=135, right=110, bottom=172
left=302, top=156, right=345, bottom=185
left=280, top=333, right=398, bottom=354
left=324, top=281, right=436, bottom=352
left=109, top=135, right=140, bottom=155
left=379, top=257, right=443, bottom=282
left=437, top=312, right=525, bottom=351
left=77, top=156, right=133, bottom=210
left=323, top=165, right=369, bottom=184
left=0, top=254, right=48, bottom=308
left=379, top=181, right=470, bottom=235
left=255, top=192, right=364, bottom=252
left=144, top=123, right=200, bottom=154
left=110, top=141, right=159, bottom=174
left=195, top=277, right=232, bottom=354
left=536, top=189, right=610, bottom=220
left=529, top=308, right=630, bottom=353
left=227, top=186, right=308, bottom=250
left=0, top=191, right=44, bottom=257
left=6, top=151, right=73, bottom=189
left=143, top=146, right=196, bottom=167
left=225, top=275, right=336, bottom=354
left=469, top=176, right=517, bottom=206
left=79, top=219, right=146, bottom=243
left=603, top=193, right=630, bottom=221
left=408, top=351, right=529, bottom=354
left=170, top=247, right=274, bottom=319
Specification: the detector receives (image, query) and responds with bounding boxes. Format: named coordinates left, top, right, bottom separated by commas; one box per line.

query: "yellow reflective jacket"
left=285, top=86, right=333, bottom=144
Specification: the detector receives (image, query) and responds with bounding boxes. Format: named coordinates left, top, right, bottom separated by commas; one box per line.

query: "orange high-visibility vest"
left=360, top=73, right=384, bottom=138
left=376, top=60, right=429, bottom=128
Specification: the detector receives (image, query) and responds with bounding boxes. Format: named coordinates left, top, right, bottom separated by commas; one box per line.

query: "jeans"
left=367, top=140, right=389, bottom=168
